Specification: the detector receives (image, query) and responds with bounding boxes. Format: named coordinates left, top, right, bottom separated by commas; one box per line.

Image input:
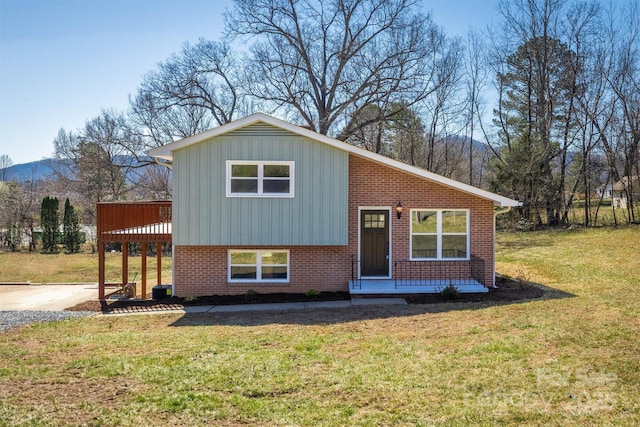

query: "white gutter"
left=492, top=206, right=515, bottom=288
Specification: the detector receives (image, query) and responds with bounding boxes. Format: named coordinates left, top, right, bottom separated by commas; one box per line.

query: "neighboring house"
left=612, top=176, right=639, bottom=209
left=596, top=183, right=613, bottom=200
left=97, top=113, right=520, bottom=299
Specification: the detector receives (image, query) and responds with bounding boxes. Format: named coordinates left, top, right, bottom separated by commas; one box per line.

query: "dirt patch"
left=67, top=277, right=544, bottom=313
left=0, top=377, right=150, bottom=427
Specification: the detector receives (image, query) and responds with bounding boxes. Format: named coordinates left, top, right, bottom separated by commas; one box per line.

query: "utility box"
left=152, top=285, right=172, bottom=300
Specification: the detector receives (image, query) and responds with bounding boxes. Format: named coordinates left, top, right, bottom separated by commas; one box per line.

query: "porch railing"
left=351, top=255, right=361, bottom=290
left=97, top=201, right=172, bottom=242
left=350, top=255, right=485, bottom=290
left=394, top=255, right=485, bottom=288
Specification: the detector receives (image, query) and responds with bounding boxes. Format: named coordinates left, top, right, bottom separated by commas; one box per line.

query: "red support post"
left=141, top=242, right=147, bottom=298
left=98, top=240, right=105, bottom=300
left=157, top=242, right=162, bottom=285
left=122, top=242, right=128, bottom=290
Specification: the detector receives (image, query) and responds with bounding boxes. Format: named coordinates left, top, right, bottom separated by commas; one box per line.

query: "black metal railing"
left=351, top=255, right=361, bottom=290
left=393, top=255, right=485, bottom=288
left=350, top=255, right=485, bottom=290
left=470, top=255, right=485, bottom=286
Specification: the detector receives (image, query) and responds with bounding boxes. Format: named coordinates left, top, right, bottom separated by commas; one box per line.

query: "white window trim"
left=228, top=249, right=290, bottom=283
left=409, top=209, right=470, bottom=261
left=226, top=160, right=295, bottom=198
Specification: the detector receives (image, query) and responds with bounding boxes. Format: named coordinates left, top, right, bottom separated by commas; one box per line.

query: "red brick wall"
left=172, top=153, right=496, bottom=296
left=347, top=155, right=495, bottom=287
left=173, top=246, right=352, bottom=297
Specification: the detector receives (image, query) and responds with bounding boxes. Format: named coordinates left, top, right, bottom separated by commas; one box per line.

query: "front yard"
left=0, top=250, right=172, bottom=285
left=0, top=226, right=638, bottom=426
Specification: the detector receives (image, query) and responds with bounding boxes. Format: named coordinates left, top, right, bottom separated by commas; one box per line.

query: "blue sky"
left=0, top=0, right=500, bottom=165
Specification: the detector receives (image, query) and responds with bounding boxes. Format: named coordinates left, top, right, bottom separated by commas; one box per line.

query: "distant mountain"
left=1, top=156, right=155, bottom=183
left=441, top=135, right=491, bottom=154
left=1, top=140, right=489, bottom=184
left=1, top=159, right=60, bottom=182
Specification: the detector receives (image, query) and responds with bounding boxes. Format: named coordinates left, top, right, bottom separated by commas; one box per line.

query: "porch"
left=349, top=257, right=489, bottom=294
left=97, top=201, right=172, bottom=300
left=349, top=279, right=488, bottom=294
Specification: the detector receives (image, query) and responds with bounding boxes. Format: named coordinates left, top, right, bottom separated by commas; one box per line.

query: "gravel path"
left=0, top=311, right=95, bottom=332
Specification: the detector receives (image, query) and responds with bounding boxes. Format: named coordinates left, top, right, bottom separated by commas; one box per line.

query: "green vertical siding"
left=173, top=124, right=348, bottom=245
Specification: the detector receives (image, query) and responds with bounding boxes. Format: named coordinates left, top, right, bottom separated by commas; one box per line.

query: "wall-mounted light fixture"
left=396, top=201, right=403, bottom=219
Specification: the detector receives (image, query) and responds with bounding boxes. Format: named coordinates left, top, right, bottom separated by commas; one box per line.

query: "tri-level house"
left=96, top=113, right=520, bottom=299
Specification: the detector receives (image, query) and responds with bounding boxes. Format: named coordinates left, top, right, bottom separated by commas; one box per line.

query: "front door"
left=360, top=210, right=390, bottom=277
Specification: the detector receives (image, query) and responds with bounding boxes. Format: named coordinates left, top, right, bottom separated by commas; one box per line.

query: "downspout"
left=153, top=157, right=173, bottom=169
left=151, top=155, right=174, bottom=293
left=494, top=206, right=513, bottom=216
left=492, top=206, right=513, bottom=288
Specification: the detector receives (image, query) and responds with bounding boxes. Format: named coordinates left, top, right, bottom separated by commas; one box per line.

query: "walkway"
left=104, top=298, right=408, bottom=316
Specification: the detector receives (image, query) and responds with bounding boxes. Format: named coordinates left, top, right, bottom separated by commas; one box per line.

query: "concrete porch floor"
left=349, top=279, right=489, bottom=295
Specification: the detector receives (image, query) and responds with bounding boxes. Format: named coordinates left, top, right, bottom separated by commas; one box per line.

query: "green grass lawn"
left=0, top=251, right=172, bottom=285
left=1, top=226, right=639, bottom=426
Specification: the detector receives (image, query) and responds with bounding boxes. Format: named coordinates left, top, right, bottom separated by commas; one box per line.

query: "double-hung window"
left=410, top=210, right=469, bottom=260
left=228, top=250, right=290, bottom=282
left=226, top=161, right=294, bottom=197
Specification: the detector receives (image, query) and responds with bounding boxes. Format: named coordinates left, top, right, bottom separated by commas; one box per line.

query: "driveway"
left=0, top=284, right=98, bottom=311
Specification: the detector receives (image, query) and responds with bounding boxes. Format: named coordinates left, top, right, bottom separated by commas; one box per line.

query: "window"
left=410, top=210, right=469, bottom=260
left=227, top=161, right=294, bottom=197
left=228, top=250, right=290, bottom=282
left=363, top=213, right=386, bottom=229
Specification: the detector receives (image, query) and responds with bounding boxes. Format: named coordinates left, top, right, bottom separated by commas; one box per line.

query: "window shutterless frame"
left=228, top=249, right=290, bottom=283
left=226, top=161, right=295, bottom=197
left=409, top=209, right=470, bottom=260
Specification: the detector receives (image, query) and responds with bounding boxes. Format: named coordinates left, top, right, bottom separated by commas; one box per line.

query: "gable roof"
left=612, top=175, right=639, bottom=192
left=148, top=113, right=520, bottom=207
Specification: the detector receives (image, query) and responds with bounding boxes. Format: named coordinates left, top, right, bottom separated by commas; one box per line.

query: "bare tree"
left=560, top=1, right=601, bottom=225
left=345, top=101, right=427, bottom=163
left=573, top=1, right=640, bottom=225
left=489, top=0, right=588, bottom=226
left=130, top=39, right=241, bottom=151
left=0, top=181, right=24, bottom=251
left=129, top=164, right=172, bottom=201
left=0, top=154, right=13, bottom=182
left=51, top=110, right=139, bottom=222
left=344, top=104, right=388, bottom=154
left=420, top=37, right=465, bottom=176
left=0, top=177, right=40, bottom=252
left=226, top=0, right=455, bottom=140
left=606, top=1, right=640, bottom=223
left=463, top=29, right=490, bottom=186
left=388, top=102, right=426, bottom=166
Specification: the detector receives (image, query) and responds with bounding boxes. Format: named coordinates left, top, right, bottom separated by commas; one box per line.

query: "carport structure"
left=97, top=201, right=172, bottom=300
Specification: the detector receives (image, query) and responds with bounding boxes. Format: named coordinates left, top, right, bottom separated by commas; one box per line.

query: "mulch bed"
left=402, top=276, right=544, bottom=304
left=67, top=276, right=544, bottom=313
left=68, top=291, right=351, bottom=313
